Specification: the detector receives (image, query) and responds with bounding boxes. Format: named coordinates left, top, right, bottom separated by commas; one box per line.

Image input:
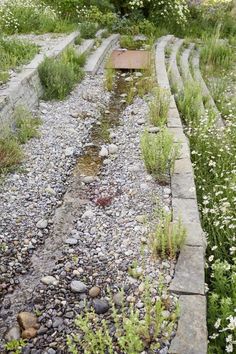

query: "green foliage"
left=201, top=26, right=234, bottom=72
left=4, top=338, right=27, bottom=354
left=79, top=22, right=97, bottom=39
left=140, top=128, right=180, bottom=183
left=38, top=47, right=85, bottom=100
left=0, top=0, right=59, bottom=34
left=74, top=35, right=82, bottom=46
left=0, top=37, right=38, bottom=84
left=104, top=67, right=115, bottom=91
left=150, top=212, right=186, bottom=259
left=0, top=135, right=23, bottom=173
left=120, top=35, right=145, bottom=50
left=149, top=87, right=170, bottom=127
left=67, top=280, right=178, bottom=353
left=14, top=106, right=42, bottom=144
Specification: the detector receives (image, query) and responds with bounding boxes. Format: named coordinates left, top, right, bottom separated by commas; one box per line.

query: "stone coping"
left=155, top=36, right=207, bottom=354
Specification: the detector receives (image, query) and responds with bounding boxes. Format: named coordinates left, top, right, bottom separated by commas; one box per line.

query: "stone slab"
left=176, top=142, right=190, bottom=160
left=85, top=34, right=120, bottom=74
left=184, top=222, right=206, bottom=248
left=172, top=198, right=200, bottom=224
left=168, top=127, right=187, bottom=143
left=169, top=295, right=207, bottom=354
left=170, top=245, right=205, bottom=295
left=168, top=108, right=182, bottom=128
left=75, top=39, right=94, bottom=56
left=174, top=158, right=194, bottom=174
left=172, top=173, right=197, bottom=199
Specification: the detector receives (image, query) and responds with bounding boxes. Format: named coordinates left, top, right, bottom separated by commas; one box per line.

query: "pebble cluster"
left=0, top=69, right=177, bottom=353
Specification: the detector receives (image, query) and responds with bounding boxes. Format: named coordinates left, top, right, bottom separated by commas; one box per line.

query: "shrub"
left=120, top=35, right=144, bottom=50
left=0, top=0, right=58, bottom=34
left=38, top=48, right=85, bottom=100
left=15, top=106, right=42, bottom=144
left=79, top=22, right=97, bottom=39
left=149, top=87, right=170, bottom=127
left=150, top=212, right=186, bottom=259
left=140, top=128, right=180, bottom=183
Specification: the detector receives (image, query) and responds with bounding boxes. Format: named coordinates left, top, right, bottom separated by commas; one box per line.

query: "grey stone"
left=184, top=222, right=206, bottom=248
left=172, top=173, right=196, bottom=199
left=174, top=158, right=193, bottom=174
left=82, top=176, right=96, bottom=184
left=52, top=317, right=63, bottom=328
left=176, top=142, right=191, bottom=159
left=41, top=276, right=59, bottom=286
left=169, top=295, right=207, bottom=354
left=113, top=292, right=123, bottom=306
left=36, top=219, right=48, bottom=229
left=5, top=326, right=21, bottom=341
left=93, top=299, right=109, bottom=314
left=65, top=147, right=74, bottom=157
left=170, top=245, right=205, bottom=295
left=172, top=198, right=200, bottom=224
left=82, top=210, right=94, bottom=219
left=70, top=280, right=87, bottom=293
left=168, top=127, right=187, bottom=143
left=99, top=146, right=109, bottom=157
left=65, top=238, right=78, bottom=245
left=167, top=108, right=182, bottom=128
left=148, top=127, right=160, bottom=133
left=108, top=144, right=118, bottom=154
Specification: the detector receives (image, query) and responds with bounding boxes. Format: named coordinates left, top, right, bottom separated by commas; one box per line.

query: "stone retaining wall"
left=0, top=31, right=79, bottom=133
left=155, top=36, right=207, bottom=354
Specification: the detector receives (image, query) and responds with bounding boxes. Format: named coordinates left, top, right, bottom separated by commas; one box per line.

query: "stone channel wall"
left=0, top=31, right=79, bottom=134
left=155, top=36, right=207, bottom=354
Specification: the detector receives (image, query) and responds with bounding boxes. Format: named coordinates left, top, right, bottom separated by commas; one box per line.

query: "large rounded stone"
left=70, top=280, right=87, bottom=293
left=41, top=276, right=59, bottom=286
left=93, top=299, right=109, bottom=314
left=22, top=327, right=37, bottom=339
left=5, top=326, right=21, bottom=341
left=17, top=312, right=39, bottom=330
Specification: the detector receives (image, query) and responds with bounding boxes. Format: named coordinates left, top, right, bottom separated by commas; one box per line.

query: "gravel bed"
left=0, top=71, right=178, bottom=353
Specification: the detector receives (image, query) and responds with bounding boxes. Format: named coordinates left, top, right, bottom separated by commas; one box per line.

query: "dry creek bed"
left=0, top=68, right=178, bottom=353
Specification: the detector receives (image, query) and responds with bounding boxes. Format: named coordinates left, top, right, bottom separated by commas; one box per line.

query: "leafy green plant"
left=140, top=128, right=180, bottom=183
left=149, top=86, right=170, bottom=127
left=0, top=37, right=38, bottom=84
left=38, top=47, right=84, bottom=100
left=0, top=135, right=23, bottom=173
left=150, top=212, right=186, bottom=259
left=4, top=338, right=27, bottom=354
left=120, top=35, right=145, bottom=50
left=74, top=35, right=82, bottom=46
left=79, top=22, right=97, bottom=39
left=14, top=106, right=42, bottom=144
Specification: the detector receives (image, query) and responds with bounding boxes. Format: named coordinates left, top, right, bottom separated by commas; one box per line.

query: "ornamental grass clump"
left=141, top=128, right=180, bottom=183
left=38, top=47, right=85, bottom=100
left=14, top=106, right=42, bottom=144
left=149, top=86, right=170, bottom=127
left=150, top=213, right=186, bottom=259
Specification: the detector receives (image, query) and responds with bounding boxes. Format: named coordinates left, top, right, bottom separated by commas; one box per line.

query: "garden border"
left=155, top=36, right=207, bottom=354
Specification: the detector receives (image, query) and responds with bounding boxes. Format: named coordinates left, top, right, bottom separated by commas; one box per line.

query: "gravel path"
left=0, top=68, right=178, bottom=353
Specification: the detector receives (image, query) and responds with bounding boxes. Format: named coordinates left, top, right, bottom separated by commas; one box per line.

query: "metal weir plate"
left=107, top=50, right=151, bottom=70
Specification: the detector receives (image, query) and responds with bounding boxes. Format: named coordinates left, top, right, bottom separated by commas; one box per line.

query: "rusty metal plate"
left=107, top=50, right=151, bottom=70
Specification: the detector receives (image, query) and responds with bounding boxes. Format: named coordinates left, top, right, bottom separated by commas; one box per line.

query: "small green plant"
left=0, top=135, right=23, bottom=173
left=67, top=279, right=179, bottom=353
left=149, top=86, right=170, bottom=126
left=74, top=36, right=82, bottom=46
left=104, top=67, right=115, bottom=92
left=150, top=212, right=186, bottom=259
left=38, top=47, right=84, bottom=100
left=4, top=338, right=27, bottom=354
left=15, top=106, right=42, bottom=144
left=79, top=22, right=97, bottom=39
left=128, top=259, right=142, bottom=279
left=140, top=128, right=180, bottom=183
left=120, top=35, right=145, bottom=50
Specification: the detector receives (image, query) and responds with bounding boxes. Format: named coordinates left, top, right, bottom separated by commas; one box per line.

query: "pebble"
left=22, top=327, right=37, bottom=339
left=99, top=146, right=109, bottom=157
left=36, top=219, right=48, bottom=229
left=89, top=286, right=101, bottom=298
left=65, top=238, right=78, bottom=245
left=93, top=299, right=109, bottom=314
left=70, top=280, right=87, bottom=293
left=82, top=210, right=94, bottom=219
left=137, top=118, right=146, bottom=125
left=65, top=147, right=74, bottom=157
left=17, top=312, right=39, bottom=330
left=113, top=292, right=123, bottom=306
left=82, top=176, right=96, bottom=184
left=108, top=144, right=118, bottom=154
left=148, top=127, right=160, bottom=133
left=5, top=326, right=21, bottom=341
left=41, top=276, right=59, bottom=286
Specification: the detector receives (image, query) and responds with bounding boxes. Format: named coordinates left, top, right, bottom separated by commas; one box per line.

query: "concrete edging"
left=155, top=36, right=207, bottom=354
left=84, top=34, right=120, bottom=75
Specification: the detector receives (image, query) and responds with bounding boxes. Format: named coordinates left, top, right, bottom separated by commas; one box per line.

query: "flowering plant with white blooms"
left=128, top=0, right=189, bottom=26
